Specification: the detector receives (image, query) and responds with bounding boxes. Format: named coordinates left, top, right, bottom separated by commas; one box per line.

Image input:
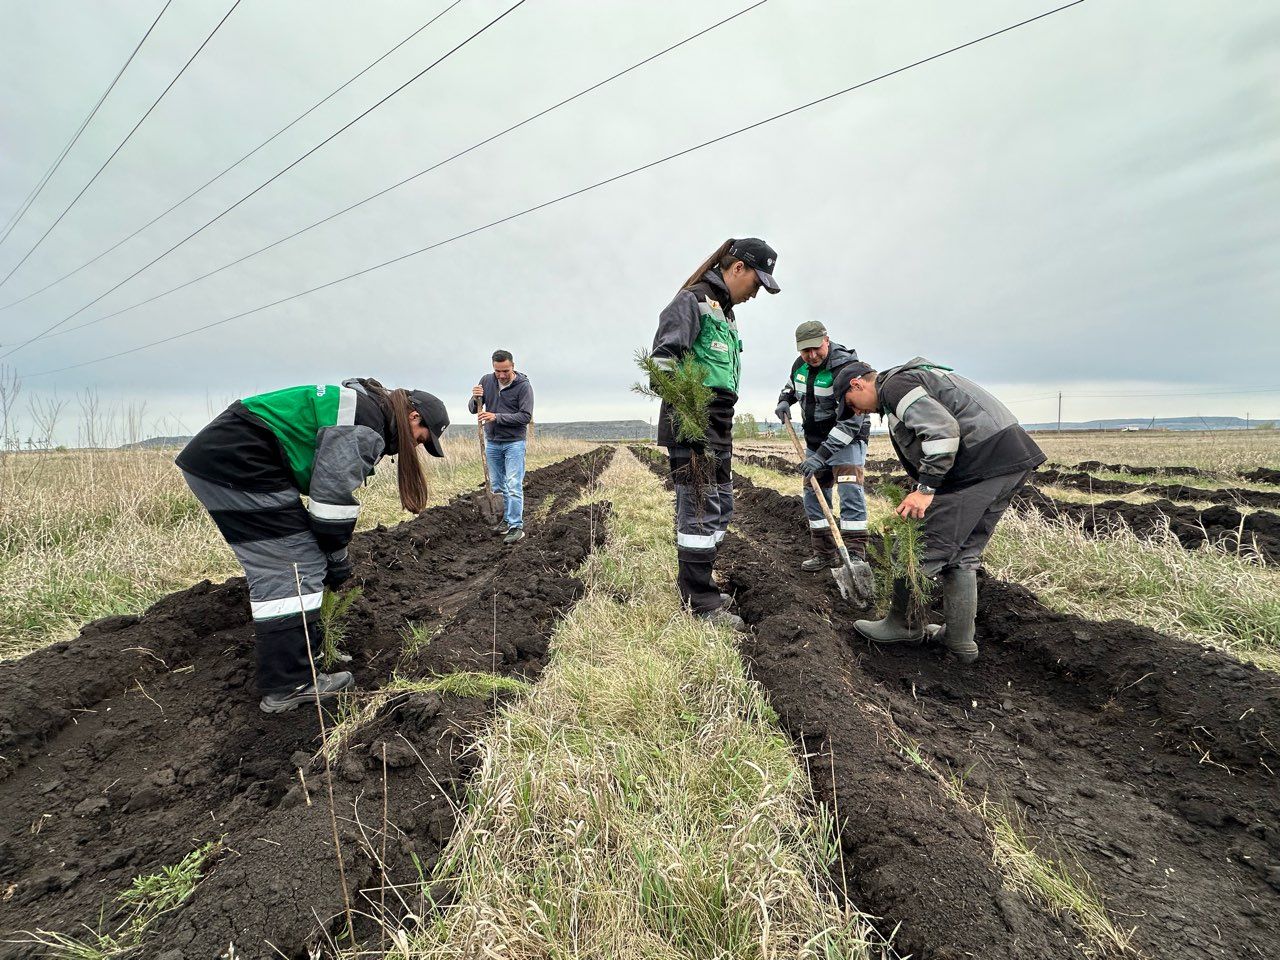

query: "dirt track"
left=1016, top=487, right=1280, bottom=562
left=1037, top=468, right=1280, bottom=509
left=704, top=469, right=1280, bottom=959
left=0, top=448, right=613, bottom=958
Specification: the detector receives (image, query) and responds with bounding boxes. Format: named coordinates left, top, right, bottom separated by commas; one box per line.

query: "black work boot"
left=854, top=579, right=926, bottom=644
left=928, top=568, right=979, bottom=663
left=259, top=671, right=354, bottom=713
left=801, top=529, right=841, bottom=572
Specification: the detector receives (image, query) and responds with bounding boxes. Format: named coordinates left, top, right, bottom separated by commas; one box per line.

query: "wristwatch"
left=915, top=483, right=937, bottom=495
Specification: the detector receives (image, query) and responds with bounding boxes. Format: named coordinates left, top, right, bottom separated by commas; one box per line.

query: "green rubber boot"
left=854, top=579, right=925, bottom=644
left=930, top=568, right=979, bottom=663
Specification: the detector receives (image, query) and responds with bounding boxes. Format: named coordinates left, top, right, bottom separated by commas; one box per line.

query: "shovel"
left=472, top=401, right=504, bottom=526
left=781, top=416, right=876, bottom=605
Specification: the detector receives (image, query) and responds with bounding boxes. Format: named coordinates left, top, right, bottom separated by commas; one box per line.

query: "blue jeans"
left=485, top=439, right=526, bottom=528
left=803, top=440, right=868, bottom=534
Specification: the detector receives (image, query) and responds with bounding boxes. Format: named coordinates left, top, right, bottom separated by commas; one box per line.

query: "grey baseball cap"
left=795, top=321, right=827, bottom=350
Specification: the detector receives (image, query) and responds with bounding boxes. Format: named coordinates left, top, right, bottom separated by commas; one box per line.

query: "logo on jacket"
left=709, top=340, right=729, bottom=353
left=316, top=385, right=327, bottom=397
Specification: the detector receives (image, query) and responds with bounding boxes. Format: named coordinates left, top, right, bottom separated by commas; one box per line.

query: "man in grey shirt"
left=469, top=350, right=534, bottom=544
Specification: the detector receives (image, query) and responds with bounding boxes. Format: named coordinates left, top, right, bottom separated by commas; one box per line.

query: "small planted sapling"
left=867, top=483, right=933, bottom=629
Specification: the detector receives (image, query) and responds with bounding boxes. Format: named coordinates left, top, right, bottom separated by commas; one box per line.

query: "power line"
left=25, top=0, right=1085, bottom=379
left=0, top=0, right=528, bottom=363
left=37, top=0, right=772, bottom=346
left=0, top=0, right=176, bottom=249
left=0, top=0, right=465, bottom=313
left=0, top=0, right=242, bottom=290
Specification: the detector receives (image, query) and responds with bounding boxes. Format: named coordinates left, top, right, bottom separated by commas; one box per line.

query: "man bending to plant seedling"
left=836, top=359, right=1044, bottom=662
left=641, top=237, right=781, bottom=631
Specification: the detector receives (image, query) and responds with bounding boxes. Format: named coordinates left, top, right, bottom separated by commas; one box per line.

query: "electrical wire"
left=0, top=0, right=242, bottom=289
left=0, top=0, right=176, bottom=248
left=0, top=0, right=529, bottom=363
left=24, top=0, right=1085, bottom=378
left=37, top=0, right=771, bottom=345
left=0, top=0, right=465, bottom=312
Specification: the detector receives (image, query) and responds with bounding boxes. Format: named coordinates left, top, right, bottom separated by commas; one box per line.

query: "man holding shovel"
left=775, top=322, right=871, bottom=573
left=469, top=350, right=534, bottom=544
left=836, top=359, right=1044, bottom=662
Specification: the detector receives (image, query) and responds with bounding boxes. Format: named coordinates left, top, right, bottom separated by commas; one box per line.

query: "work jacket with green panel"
left=650, top=269, right=742, bottom=451
left=176, top=378, right=397, bottom=554
left=777, top=340, right=870, bottom=457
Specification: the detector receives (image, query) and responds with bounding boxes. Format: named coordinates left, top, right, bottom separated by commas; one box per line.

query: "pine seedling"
left=319, top=585, right=362, bottom=671
left=867, top=483, right=933, bottom=628
left=633, top=350, right=718, bottom=489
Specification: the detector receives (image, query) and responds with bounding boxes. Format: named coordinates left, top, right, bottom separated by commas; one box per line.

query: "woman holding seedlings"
left=177, top=379, right=449, bottom=713
left=649, top=238, right=781, bottom=630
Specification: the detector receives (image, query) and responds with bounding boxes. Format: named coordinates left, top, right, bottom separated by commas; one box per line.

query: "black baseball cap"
left=834, top=361, right=876, bottom=417
left=408, top=390, right=449, bottom=458
left=728, top=238, right=780, bottom=294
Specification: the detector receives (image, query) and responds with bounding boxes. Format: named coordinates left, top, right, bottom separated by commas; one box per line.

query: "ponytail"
left=678, top=238, right=740, bottom=294
left=360, top=378, right=431, bottom=514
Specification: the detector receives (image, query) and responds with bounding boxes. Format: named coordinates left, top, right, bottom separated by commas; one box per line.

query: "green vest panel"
left=240, top=384, right=354, bottom=493
left=690, top=297, right=742, bottom=394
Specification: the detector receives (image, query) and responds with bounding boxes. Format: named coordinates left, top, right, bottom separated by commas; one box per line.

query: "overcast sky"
left=1, top=0, right=1277, bottom=443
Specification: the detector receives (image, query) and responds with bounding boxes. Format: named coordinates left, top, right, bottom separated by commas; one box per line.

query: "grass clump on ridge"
left=986, top=507, right=1280, bottom=672
left=394, top=448, right=890, bottom=959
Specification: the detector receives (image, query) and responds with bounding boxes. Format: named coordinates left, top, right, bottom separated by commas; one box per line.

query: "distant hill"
left=1021, top=416, right=1278, bottom=432
left=534, top=420, right=656, bottom=441
left=120, top=436, right=192, bottom=449
left=118, top=422, right=658, bottom=449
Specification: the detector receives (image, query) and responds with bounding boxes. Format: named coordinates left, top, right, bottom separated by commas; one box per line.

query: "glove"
left=775, top=400, right=792, bottom=422
left=324, top=551, right=353, bottom=589
left=799, top=452, right=825, bottom=477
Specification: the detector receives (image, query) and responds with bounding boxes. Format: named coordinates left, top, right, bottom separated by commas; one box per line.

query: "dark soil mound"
left=1037, top=468, right=1280, bottom=509
left=0, top=449, right=613, bottom=958
left=715, top=473, right=1280, bottom=960
left=1017, top=488, right=1280, bottom=562
left=1243, top=467, right=1280, bottom=485
left=1067, top=459, right=1212, bottom=478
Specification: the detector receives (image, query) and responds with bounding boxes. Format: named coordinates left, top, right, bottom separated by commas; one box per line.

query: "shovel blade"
left=831, top=560, right=877, bottom=607
left=472, top=491, right=503, bottom=526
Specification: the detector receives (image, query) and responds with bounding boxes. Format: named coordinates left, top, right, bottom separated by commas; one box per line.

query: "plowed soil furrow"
left=1038, top=469, right=1280, bottom=509
left=1060, top=461, right=1214, bottom=479
left=0, top=448, right=613, bottom=958
left=1016, top=487, right=1280, bottom=562
left=719, top=475, right=1280, bottom=960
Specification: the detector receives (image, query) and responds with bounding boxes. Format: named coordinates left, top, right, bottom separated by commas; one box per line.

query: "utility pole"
left=1057, top=392, right=1062, bottom=432
left=1246, top=411, right=1250, bottom=431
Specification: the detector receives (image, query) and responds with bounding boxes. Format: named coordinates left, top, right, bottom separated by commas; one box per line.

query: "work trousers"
left=669, top=448, right=733, bottom=613
left=804, top=439, right=868, bottom=557
left=182, top=470, right=328, bottom=695
left=485, top=439, right=527, bottom=529
left=921, top=469, right=1033, bottom=577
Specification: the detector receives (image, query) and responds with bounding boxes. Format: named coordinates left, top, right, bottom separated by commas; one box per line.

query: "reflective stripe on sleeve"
left=251, top=591, right=325, bottom=620
left=921, top=437, right=961, bottom=455
left=828, top=426, right=853, bottom=444
left=336, top=386, right=358, bottom=426
left=895, top=385, right=928, bottom=419
left=308, top=500, right=362, bottom=521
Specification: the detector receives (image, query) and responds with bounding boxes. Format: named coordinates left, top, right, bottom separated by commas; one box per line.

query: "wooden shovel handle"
left=782, top=417, right=847, bottom=554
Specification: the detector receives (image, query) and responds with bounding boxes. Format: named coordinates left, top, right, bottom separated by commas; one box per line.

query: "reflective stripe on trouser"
left=669, top=450, right=733, bottom=613
left=920, top=469, right=1033, bottom=577
left=182, top=470, right=328, bottom=695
